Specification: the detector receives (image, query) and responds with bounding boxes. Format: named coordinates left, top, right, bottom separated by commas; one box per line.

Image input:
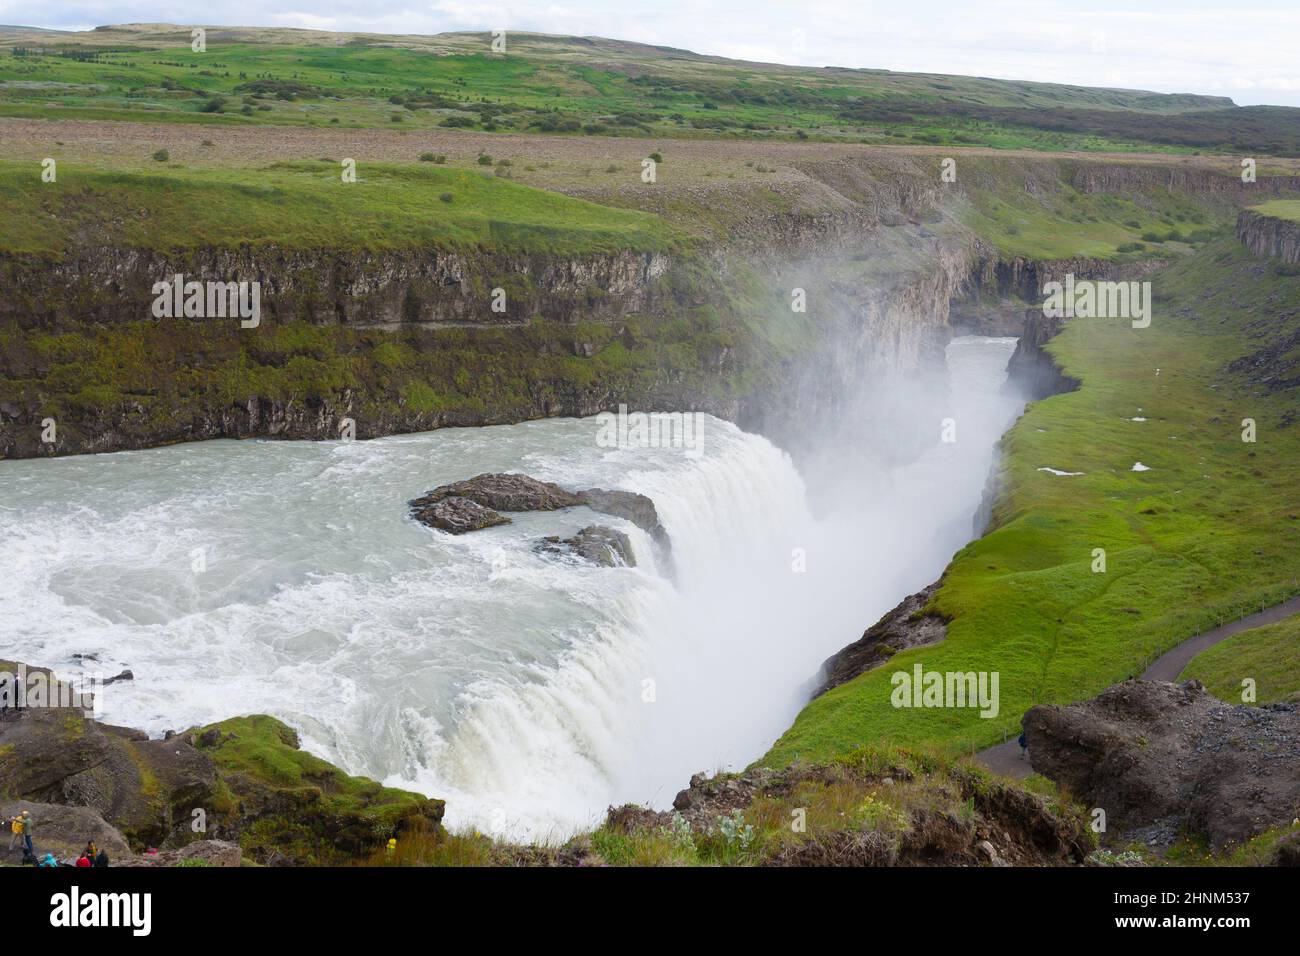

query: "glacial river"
left=0, top=336, right=1022, bottom=840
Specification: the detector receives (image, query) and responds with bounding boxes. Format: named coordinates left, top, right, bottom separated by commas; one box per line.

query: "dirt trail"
left=974, top=595, right=1300, bottom=779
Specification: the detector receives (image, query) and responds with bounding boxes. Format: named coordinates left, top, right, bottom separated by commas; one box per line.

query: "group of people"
left=5, top=811, right=110, bottom=867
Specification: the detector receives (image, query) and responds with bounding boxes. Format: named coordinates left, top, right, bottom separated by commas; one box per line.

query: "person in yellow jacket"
left=7, top=815, right=21, bottom=850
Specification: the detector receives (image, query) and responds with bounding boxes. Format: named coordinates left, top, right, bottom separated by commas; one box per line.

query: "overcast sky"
left=6, top=0, right=1299, bottom=107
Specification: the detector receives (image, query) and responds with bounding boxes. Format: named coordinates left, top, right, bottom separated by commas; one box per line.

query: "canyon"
left=2, top=29, right=1299, bottom=864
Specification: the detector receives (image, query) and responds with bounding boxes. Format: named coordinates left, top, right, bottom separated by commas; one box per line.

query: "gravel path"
left=974, top=596, right=1300, bottom=779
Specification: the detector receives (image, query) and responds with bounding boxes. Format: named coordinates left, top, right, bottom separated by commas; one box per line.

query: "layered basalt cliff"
left=1004, top=309, right=1083, bottom=400
left=1069, top=162, right=1300, bottom=200
left=3, top=153, right=1297, bottom=463
left=0, top=245, right=671, bottom=330
left=1237, top=208, right=1300, bottom=264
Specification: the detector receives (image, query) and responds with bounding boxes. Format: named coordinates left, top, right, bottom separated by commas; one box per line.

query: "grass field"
left=765, top=236, right=1300, bottom=767
left=3, top=24, right=1298, bottom=154
left=0, top=159, right=679, bottom=255
left=1250, top=199, right=1300, bottom=223
left=1180, top=615, right=1300, bottom=704
left=956, top=156, right=1232, bottom=259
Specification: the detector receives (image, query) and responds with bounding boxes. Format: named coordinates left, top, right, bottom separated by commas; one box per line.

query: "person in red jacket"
left=74, top=853, right=91, bottom=868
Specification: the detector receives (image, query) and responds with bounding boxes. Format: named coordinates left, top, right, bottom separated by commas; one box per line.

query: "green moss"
left=400, top=380, right=451, bottom=414
left=192, top=715, right=443, bottom=865
left=1, top=248, right=809, bottom=456
left=1163, top=821, right=1300, bottom=866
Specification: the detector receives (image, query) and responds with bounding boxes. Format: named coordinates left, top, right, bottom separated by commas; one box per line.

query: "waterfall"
left=0, top=338, right=1023, bottom=843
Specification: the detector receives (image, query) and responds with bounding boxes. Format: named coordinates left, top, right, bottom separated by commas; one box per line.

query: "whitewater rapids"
left=0, top=336, right=1022, bottom=840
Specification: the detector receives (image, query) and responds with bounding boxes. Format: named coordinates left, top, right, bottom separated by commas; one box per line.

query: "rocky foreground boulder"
left=0, top=662, right=444, bottom=865
left=114, top=840, right=243, bottom=868
left=0, top=800, right=131, bottom=863
left=1024, top=679, right=1300, bottom=849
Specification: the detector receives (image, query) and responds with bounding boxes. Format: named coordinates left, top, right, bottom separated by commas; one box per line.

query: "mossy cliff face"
left=0, top=245, right=671, bottom=329
left=3, top=153, right=1298, bottom=463
left=1068, top=162, right=1300, bottom=199
left=963, top=253, right=1167, bottom=305
left=0, top=294, right=747, bottom=459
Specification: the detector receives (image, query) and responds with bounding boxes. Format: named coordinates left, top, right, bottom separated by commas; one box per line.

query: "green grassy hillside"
left=957, top=156, right=1231, bottom=259
left=1251, top=199, right=1300, bottom=223
left=766, top=236, right=1300, bottom=767
left=0, top=160, right=678, bottom=255
left=3, top=23, right=1296, bottom=154
left=1180, top=615, right=1300, bottom=704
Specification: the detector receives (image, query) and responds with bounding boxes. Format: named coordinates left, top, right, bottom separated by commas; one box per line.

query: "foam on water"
left=0, top=336, right=1022, bottom=840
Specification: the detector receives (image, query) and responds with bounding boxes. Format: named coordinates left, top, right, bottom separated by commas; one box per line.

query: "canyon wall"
left=3, top=155, right=1298, bottom=461
left=0, top=245, right=671, bottom=330
left=1237, top=208, right=1300, bottom=264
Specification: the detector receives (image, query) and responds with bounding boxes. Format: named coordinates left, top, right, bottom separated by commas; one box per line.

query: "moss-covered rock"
left=0, top=661, right=442, bottom=865
left=189, top=715, right=445, bottom=866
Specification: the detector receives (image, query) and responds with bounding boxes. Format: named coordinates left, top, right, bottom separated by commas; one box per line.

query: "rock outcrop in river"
left=539, top=526, right=636, bottom=567
left=409, top=472, right=670, bottom=567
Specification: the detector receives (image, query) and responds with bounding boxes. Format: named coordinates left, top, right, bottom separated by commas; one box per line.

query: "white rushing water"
left=0, top=336, right=1022, bottom=841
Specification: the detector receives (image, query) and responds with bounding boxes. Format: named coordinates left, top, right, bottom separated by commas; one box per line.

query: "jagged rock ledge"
left=602, top=754, right=1091, bottom=866
left=813, top=582, right=948, bottom=697
left=1003, top=308, right=1083, bottom=401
